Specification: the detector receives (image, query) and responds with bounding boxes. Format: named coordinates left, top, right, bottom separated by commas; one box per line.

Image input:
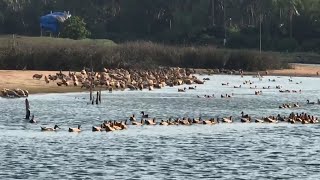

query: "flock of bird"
left=32, top=109, right=319, bottom=133
left=196, top=94, right=234, bottom=98
left=278, top=100, right=320, bottom=108
left=279, top=103, right=300, bottom=109
left=34, top=67, right=206, bottom=92
left=22, top=71, right=320, bottom=132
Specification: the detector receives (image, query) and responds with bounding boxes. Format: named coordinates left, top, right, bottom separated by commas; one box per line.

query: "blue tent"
left=40, top=12, right=71, bottom=34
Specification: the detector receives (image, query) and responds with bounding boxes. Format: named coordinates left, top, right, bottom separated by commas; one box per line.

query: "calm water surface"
left=1, top=75, right=320, bottom=179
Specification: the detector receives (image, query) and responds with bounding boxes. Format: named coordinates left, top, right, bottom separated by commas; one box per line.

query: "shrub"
left=0, top=36, right=288, bottom=71
left=61, top=16, right=91, bottom=40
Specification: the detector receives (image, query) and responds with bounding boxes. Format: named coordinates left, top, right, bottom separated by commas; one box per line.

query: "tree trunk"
left=289, top=9, right=293, bottom=38
left=211, top=0, right=215, bottom=26
left=251, top=6, right=255, bottom=25
left=248, top=7, right=251, bottom=25
left=259, top=14, right=262, bottom=53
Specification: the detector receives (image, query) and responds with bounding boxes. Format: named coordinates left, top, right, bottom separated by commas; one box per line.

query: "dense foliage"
left=60, top=16, right=91, bottom=40
left=0, top=0, right=319, bottom=53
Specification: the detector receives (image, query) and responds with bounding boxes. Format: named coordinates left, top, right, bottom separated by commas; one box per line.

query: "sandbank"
left=0, top=63, right=319, bottom=95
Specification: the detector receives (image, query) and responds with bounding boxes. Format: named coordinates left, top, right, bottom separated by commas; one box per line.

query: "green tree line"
left=0, top=0, right=319, bottom=52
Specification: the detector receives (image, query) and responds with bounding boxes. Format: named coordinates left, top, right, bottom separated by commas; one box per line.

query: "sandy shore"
left=0, top=70, right=86, bottom=94
left=263, top=63, right=320, bottom=77
left=0, top=63, right=319, bottom=95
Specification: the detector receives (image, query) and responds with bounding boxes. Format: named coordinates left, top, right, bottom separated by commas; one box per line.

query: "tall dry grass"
left=0, top=36, right=288, bottom=71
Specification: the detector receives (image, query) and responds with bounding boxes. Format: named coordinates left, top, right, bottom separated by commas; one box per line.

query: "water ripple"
left=1, top=75, right=320, bottom=179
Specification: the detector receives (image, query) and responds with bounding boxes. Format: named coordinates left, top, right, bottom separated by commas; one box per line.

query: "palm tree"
left=288, top=0, right=302, bottom=38
left=273, top=0, right=302, bottom=38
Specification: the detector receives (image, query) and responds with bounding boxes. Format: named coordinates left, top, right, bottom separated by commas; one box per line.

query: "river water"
left=1, top=75, right=320, bottom=179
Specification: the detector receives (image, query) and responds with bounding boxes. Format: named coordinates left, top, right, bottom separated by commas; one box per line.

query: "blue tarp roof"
left=40, top=12, right=71, bottom=33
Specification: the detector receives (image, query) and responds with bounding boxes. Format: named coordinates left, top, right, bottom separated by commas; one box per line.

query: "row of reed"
left=0, top=36, right=289, bottom=71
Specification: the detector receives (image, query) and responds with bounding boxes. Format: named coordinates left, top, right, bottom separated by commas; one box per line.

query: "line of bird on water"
left=307, top=99, right=320, bottom=105
left=279, top=103, right=300, bottom=109
left=178, top=86, right=197, bottom=92
left=34, top=111, right=319, bottom=132
left=221, top=81, right=302, bottom=94
left=278, top=100, right=320, bottom=108
left=196, top=94, right=234, bottom=98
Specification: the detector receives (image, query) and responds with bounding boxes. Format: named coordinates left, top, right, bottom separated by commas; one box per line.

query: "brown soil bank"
left=195, top=63, right=320, bottom=77
left=0, top=70, right=85, bottom=94
left=0, top=64, right=319, bottom=95
left=263, top=63, right=320, bottom=77
left=0, top=67, right=204, bottom=95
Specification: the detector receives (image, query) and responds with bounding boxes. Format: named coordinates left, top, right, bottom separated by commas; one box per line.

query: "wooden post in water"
left=96, top=91, right=99, bottom=105
left=90, top=58, right=94, bottom=101
left=89, top=75, right=93, bottom=101
left=98, top=89, right=101, bottom=104
left=89, top=87, right=92, bottom=101
left=25, top=98, right=30, bottom=119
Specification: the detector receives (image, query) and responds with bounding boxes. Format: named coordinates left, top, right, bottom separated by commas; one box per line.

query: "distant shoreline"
left=260, top=63, right=320, bottom=77
left=195, top=63, right=320, bottom=77
left=0, top=63, right=319, bottom=96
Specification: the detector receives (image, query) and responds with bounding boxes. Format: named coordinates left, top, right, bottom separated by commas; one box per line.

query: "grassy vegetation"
left=0, top=35, right=116, bottom=48
left=281, top=52, right=320, bottom=64
left=0, top=35, right=296, bottom=71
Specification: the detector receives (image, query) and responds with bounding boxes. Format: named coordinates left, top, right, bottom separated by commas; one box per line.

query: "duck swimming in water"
left=141, top=111, right=149, bottom=118
left=145, top=118, right=157, bottom=125
left=255, top=118, right=264, bottom=123
left=222, top=116, right=233, bottom=123
left=178, top=87, right=187, bottom=92
left=92, top=124, right=104, bottom=132
left=203, top=118, right=215, bottom=125
left=241, top=112, right=250, bottom=118
left=277, top=114, right=285, bottom=121
left=129, top=114, right=136, bottom=121
left=41, top=125, right=59, bottom=131
left=264, top=117, right=278, bottom=123
left=241, top=117, right=251, bottom=123
left=132, top=119, right=143, bottom=126
left=105, top=124, right=116, bottom=132
left=69, top=125, right=81, bottom=132
left=159, top=120, right=169, bottom=126
left=307, top=100, right=315, bottom=104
